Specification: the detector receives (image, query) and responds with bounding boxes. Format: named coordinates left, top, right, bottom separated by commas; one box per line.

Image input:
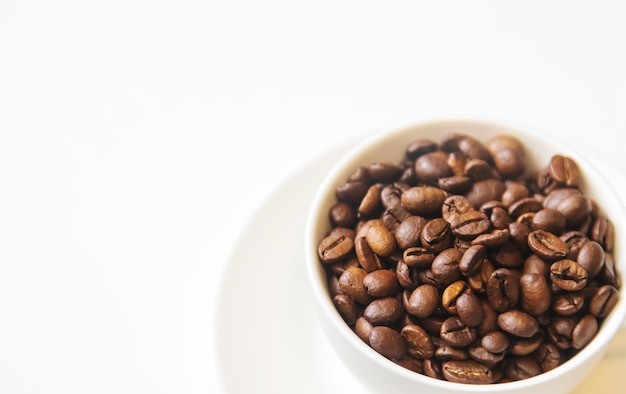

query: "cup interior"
left=305, top=119, right=626, bottom=394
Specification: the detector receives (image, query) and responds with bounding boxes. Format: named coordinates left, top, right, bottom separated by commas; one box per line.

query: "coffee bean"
left=406, top=284, right=440, bottom=318
left=465, top=179, right=506, bottom=209
left=369, top=326, right=406, bottom=360
left=519, top=273, right=551, bottom=316
left=355, top=316, right=374, bottom=343
left=354, top=236, right=383, bottom=272
left=487, top=268, right=519, bottom=312
left=365, top=223, right=396, bottom=257
left=406, top=139, right=438, bottom=160
left=577, top=240, right=605, bottom=278
left=419, top=218, right=452, bottom=253
left=402, top=246, right=435, bottom=269
left=431, top=248, right=463, bottom=286
left=459, top=245, right=487, bottom=276
left=441, top=195, right=474, bottom=223
left=440, top=316, right=477, bottom=348
left=318, top=230, right=354, bottom=264
left=481, top=331, right=509, bottom=354
left=401, top=186, right=449, bottom=217
left=549, top=155, right=580, bottom=187
left=456, top=292, right=484, bottom=327
left=442, top=360, right=493, bottom=384
left=534, top=342, right=561, bottom=372
left=333, top=294, right=359, bottom=324
left=335, top=181, right=369, bottom=205
left=338, top=266, right=372, bottom=305
left=527, top=230, right=567, bottom=260
left=590, top=285, right=619, bottom=318
left=497, top=310, right=539, bottom=338
left=363, top=269, right=400, bottom=297
left=367, top=162, right=403, bottom=183
left=401, top=324, right=435, bottom=359
left=450, top=210, right=491, bottom=240
left=364, top=297, right=405, bottom=325
left=550, top=259, right=588, bottom=291
left=572, top=314, right=598, bottom=349
left=551, top=292, right=584, bottom=316
left=504, top=356, right=541, bottom=381
left=414, top=151, right=452, bottom=184
left=394, top=215, right=428, bottom=250
left=441, top=280, right=470, bottom=314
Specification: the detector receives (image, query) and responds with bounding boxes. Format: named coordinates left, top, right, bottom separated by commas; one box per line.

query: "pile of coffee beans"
left=317, top=132, right=621, bottom=384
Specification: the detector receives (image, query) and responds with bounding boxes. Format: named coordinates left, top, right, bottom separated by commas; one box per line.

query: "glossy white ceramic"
left=305, top=119, right=626, bottom=393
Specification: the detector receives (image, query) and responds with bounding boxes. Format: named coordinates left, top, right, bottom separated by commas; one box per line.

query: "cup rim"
left=304, top=117, right=626, bottom=392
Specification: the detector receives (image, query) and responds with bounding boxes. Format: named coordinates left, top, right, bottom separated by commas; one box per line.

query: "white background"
left=1, top=1, right=625, bottom=393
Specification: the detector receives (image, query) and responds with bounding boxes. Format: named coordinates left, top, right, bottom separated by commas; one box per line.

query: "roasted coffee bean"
left=502, top=183, right=530, bottom=208
left=369, top=325, right=406, bottom=359
left=421, top=218, right=453, bottom=253
left=451, top=210, right=491, bottom=240
left=367, top=162, right=403, bottom=183
left=508, top=197, right=544, bottom=219
left=354, top=236, right=383, bottom=272
left=481, top=331, right=509, bottom=353
left=442, top=195, right=474, bottom=223
left=414, top=151, right=452, bottom=184
left=527, top=230, right=568, bottom=260
left=508, top=221, right=532, bottom=255
left=465, top=179, right=506, bottom=209
left=347, top=165, right=375, bottom=184
left=401, top=186, right=449, bottom=217
left=440, top=316, right=477, bottom=348
left=402, top=246, right=435, bottom=269
left=406, top=284, right=440, bottom=318
left=456, top=135, right=492, bottom=162
left=468, top=346, right=504, bottom=368
left=456, top=292, right=484, bottom=327
left=394, top=215, right=427, bottom=250
left=396, top=260, right=419, bottom=290
left=490, top=242, right=524, bottom=267
left=365, top=223, right=396, bottom=257
left=549, top=155, right=580, bottom=187
left=438, top=176, right=472, bottom=193
left=531, top=208, right=566, bottom=234
left=465, top=159, right=497, bottom=181
left=508, top=334, right=542, bottom=356
left=577, top=240, right=605, bottom=278
left=557, top=194, right=592, bottom=226
left=406, top=139, right=438, bottom=160
left=549, top=316, right=576, bottom=350
left=534, top=342, right=561, bottom=372
left=357, top=184, right=382, bottom=219
left=333, top=294, right=359, bottom=324
left=441, top=280, right=470, bottom=314
left=380, top=183, right=408, bottom=209
left=487, top=268, right=519, bottom=312
left=363, top=269, right=400, bottom=297
left=519, top=273, right=551, bottom=316
left=504, top=356, right=541, bottom=381
left=543, top=188, right=581, bottom=210
left=550, top=259, right=588, bottom=291
left=477, top=300, right=498, bottom=336
left=459, top=245, right=487, bottom=276
left=572, top=314, right=598, bottom=349
left=486, top=135, right=525, bottom=179
left=601, top=253, right=621, bottom=288
left=318, top=230, right=354, bottom=264
left=335, top=181, right=369, bottom=205
left=522, top=254, right=549, bottom=277
left=431, top=248, right=463, bottom=285
left=423, top=359, right=443, bottom=380
left=561, top=230, right=589, bottom=260
left=401, top=324, right=435, bottom=359
left=338, top=266, right=372, bottom=305
left=551, top=292, right=584, bottom=316
left=363, top=297, right=405, bottom=325
left=354, top=316, right=374, bottom=343
left=436, top=346, right=468, bottom=361
left=442, top=360, right=493, bottom=384
left=329, top=202, right=358, bottom=228
left=471, top=228, right=510, bottom=248
left=497, top=310, right=539, bottom=338
left=590, top=284, right=619, bottom=318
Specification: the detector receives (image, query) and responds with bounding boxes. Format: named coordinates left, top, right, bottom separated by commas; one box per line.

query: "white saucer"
left=212, top=137, right=626, bottom=394
left=213, top=140, right=367, bottom=393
